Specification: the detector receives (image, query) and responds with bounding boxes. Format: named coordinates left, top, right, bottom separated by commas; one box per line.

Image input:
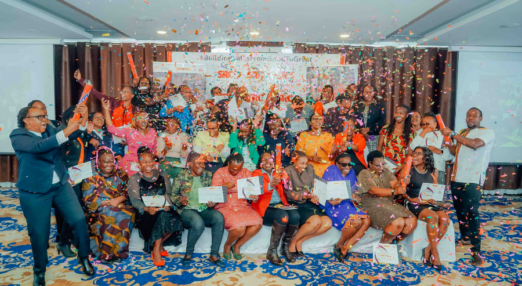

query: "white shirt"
left=453, top=127, right=495, bottom=185
left=410, top=129, right=454, bottom=172
left=29, top=124, right=86, bottom=184
left=228, top=96, right=255, bottom=121
left=270, top=104, right=288, bottom=119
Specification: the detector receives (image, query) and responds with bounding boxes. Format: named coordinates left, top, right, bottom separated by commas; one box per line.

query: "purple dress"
left=321, top=165, right=369, bottom=231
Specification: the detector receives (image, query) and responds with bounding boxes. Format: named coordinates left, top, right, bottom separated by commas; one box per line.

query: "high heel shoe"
left=150, top=253, right=165, bottom=267
left=77, top=256, right=95, bottom=276
left=33, top=272, right=45, bottom=286
left=333, top=246, right=344, bottom=263
left=231, top=243, right=243, bottom=260
left=421, top=247, right=432, bottom=267
left=160, top=250, right=169, bottom=257
left=57, top=243, right=76, bottom=258
left=296, top=250, right=305, bottom=257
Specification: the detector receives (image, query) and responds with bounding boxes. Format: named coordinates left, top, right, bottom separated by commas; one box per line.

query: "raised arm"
left=441, top=128, right=488, bottom=150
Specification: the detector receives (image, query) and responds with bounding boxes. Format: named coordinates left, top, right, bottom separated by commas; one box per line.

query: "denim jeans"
left=180, top=208, right=224, bottom=256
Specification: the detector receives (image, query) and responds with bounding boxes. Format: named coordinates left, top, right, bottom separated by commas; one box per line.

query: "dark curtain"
left=0, top=43, right=518, bottom=190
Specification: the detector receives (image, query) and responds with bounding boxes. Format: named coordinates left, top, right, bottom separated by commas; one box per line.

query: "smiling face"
left=134, top=112, right=149, bottom=130
left=228, top=160, right=243, bottom=176
left=411, top=111, right=421, bottom=126
left=310, top=114, right=323, bottom=131
left=421, top=116, right=437, bottom=130
left=321, top=86, right=334, bottom=102
left=212, top=87, right=222, bottom=96
left=24, top=108, right=47, bottom=133
left=91, top=112, right=105, bottom=129
left=394, top=106, right=409, bottom=124
left=31, top=101, right=48, bottom=116
left=268, top=116, right=282, bottom=134
left=412, top=147, right=426, bottom=167
left=260, top=153, right=274, bottom=173
left=139, top=78, right=151, bottom=94
left=362, top=86, right=375, bottom=101
left=98, top=152, right=115, bottom=176
left=166, top=118, right=180, bottom=134
left=238, top=122, right=252, bottom=140
left=369, top=157, right=385, bottom=175
left=345, top=119, right=355, bottom=136
left=138, top=153, right=155, bottom=173
left=294, top=156, right=309, bottom=173
left=207, top=121, right=220, bottom=137
left=336, top=156, right=352, bottom=177
left=190, top=155, right=206, bottom=176
left=121, top=86, right=135, bottom=101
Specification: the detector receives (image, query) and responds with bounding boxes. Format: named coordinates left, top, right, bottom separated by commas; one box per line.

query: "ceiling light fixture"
left=499, top=23, right=520, bottom=28
left=157, top=31, right=167, bottom=34
left=250, top=31, right=259, bottom=35
left=340, top=34, right=350, bottom=38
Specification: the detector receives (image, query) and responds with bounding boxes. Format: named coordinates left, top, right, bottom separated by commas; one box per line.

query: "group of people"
left=11, top=72, right=495, bottom=286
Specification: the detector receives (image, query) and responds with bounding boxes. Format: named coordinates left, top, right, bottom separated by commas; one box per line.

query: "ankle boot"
left=33, top=272, right=45, bottom=286
left=77, top=256, right=95, bottom=276
left=280, top=224, right=299, bottom=263
left=57, top=243, right=76, bottom=258
left=267, top=222, right=286, bottom=266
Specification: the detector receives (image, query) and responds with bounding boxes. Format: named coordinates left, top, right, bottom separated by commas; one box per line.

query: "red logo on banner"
left=217, top=71, right=232, bottom=78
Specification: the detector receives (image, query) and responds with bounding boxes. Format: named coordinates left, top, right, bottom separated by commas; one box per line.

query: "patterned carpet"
left=1, top=188, right=521, bottom=286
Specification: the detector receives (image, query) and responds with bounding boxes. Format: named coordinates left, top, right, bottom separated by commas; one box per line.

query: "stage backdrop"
left=165, top=52, right=359, bottom=103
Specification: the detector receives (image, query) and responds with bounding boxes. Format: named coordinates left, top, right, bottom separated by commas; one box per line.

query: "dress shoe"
left=333, top=246, right=344, bottom=263
left=33, top=272, right=45, bottom=286
left=57, top=244, right=76, bottom=258
left=77, top=256, right=95, bottom=276
left=470, top=252, right=483, bottom=266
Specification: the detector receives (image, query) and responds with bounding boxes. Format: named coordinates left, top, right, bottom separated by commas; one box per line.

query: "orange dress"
left=212, top=167, right=263, bottom=230
left=295, top=131, right=334, bottom=177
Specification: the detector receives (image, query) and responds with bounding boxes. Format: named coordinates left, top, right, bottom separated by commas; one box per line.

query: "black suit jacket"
left=10, top=125, right=82, bottom=193
left=353, top=101, right=386, bottom=136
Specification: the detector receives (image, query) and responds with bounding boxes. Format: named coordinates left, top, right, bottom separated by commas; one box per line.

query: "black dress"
left=403, top=167, right=442, bottom=217
left=128, top=170, right=183, bottom=253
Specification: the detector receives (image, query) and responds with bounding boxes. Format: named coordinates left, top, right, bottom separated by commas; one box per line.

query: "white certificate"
left=169, top=94, right=187, bottom=107
left=142, top=195, right=172, bottom=208
left=229, top=107, right=247, bottom=122
left=198, top=186, right=226, bottom=203
left=314, top=179, right=351, bottom=206
left=384, top=157, right=398, bottom=173
left=237, top=176, right=263, bottom=199
left=373, top=243, right=399, bottom=264
left=419, top=183, right=446, bottom=201
left=213, top=95, right=228, bottom=103
left=68, top=161, right=94, bottom=185
left=130, top=162, right=141, bottom=172
left=290, top=118, right=308, bottom=133
left=322, top=101, right=338, bottom=113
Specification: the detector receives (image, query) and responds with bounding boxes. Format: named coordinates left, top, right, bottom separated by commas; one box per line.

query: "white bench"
left=129, top=219, right=455, bottom=262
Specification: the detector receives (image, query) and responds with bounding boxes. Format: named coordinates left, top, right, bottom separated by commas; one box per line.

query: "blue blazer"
left=10, top=125, right=81, bottom=193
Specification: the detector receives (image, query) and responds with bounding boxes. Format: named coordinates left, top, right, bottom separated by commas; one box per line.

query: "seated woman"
left=212, top=153, right=263, bottom=260
left=295, top=113, right=335, bottom=177
left=229, top=117, right=265, bottom=172
left=400, top=146, right=450, bottom=272
left=322, top=153, right=371, bottom=263
left=157, top=117, right=189, bottom=180
left=82, top=147, right=136, bottom=264
left=285, top=151, right=332, bottom=258
left=85, top=111, right=114, bottom=162
left=251, top=152, right=300, bottom=266
left=170, top=152, right=225, bottom=268
left=331, top=117, right=367, bottom=175
left=102, top=99, right=157, bottom=176
left=193, top=116, right=230, bottom=174
left=128, top=147, right=183, bottom=267
left=358, top=150, right=417, bottom=244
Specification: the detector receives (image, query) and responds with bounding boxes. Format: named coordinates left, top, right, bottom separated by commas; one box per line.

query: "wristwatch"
left=391, top=189, right=395, bottom=196
left=450, top=131, right=456, bottom=137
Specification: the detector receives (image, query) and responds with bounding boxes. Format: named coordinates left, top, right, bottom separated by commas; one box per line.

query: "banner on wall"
left=152, top=62, right=207, bottom=97
left=161, top=52, right=358, bottom=102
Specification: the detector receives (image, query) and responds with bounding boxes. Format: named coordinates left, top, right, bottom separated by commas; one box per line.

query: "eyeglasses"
left=26, top=115, right=48, bottom=121
left=337, top=163, right=351, bottom=168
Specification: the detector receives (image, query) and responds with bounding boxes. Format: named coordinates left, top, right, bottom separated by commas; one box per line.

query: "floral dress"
left=380, top=125, right=414, bottom=165
left=82, top=168, right=135, bottom=260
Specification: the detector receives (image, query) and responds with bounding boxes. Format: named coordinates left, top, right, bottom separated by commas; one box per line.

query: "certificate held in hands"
left=142, top=195, right=172, bottom=208
left=237, top=176, right=264, bottom=199
left=419, top=183, right=446, bottom=201
left=313, top=178, right=352, bottom=206
left=198, top=186, right=227, bottom=204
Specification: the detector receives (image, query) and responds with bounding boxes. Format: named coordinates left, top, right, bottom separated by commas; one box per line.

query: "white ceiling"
left=0, top=0, right=521, bottom=47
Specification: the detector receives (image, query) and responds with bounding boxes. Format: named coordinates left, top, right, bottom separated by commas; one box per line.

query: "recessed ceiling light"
left=250, top=31, right=259, bottom=35
left=340, top=34, right=350, bottom=38
left=500, top=23, right=520, bottom=28
left=157, top=31, right=167, bottom=34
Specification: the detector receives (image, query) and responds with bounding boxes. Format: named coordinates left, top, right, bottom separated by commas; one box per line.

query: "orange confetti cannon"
left=436, top=114, right=452, bottom=145
left=72, top=80, right=93, bottom=121
left=401, top=156, right=413, bottom=187
left=127, top=52, right=138, bottom=79
left=164, top=70, right=172, bottom=87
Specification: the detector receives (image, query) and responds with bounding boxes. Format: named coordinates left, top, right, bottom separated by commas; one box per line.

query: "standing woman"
left=102, top=98, right=157, bottom=176
left=85, top=111, right=113, bottom=162
left=128, top=147, right=183, bottom=266
left=331, top=117, right=367, bottom=175
left=358, top=151, right=417, bottom=244
left=400, top=146, right=450, bottom=272
left=131, top=76, right=169, bottom=131
left=411, top=111, right=422, bottom=136
left=377, top=105, right=413, bottom=172
left=295, top=113, right=335, bottom=177
left=285, top=151, right=332, bottom=257
left=353, top=85, right=386, bottom=152
left=252, top=152, right=300, bottom=265
left=157, top=117, right=189, bottom=180
left=321, top=154, right=371, bottom=262
left=82, top=147, right=135, bottom=264
left=212, top=153, right=263, bottom=260
left=193, top=116, right=230, bottom=174
left=259, top=113, right=295, bottom=167
left=284, top=95, right=314, bottom=135
left=228, top=117, right=265, bottom=172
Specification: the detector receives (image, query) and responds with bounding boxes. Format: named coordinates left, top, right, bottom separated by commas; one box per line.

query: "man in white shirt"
left=442, top=107, right=495, bottom=266
left=409, top=112, right=454, bottom=184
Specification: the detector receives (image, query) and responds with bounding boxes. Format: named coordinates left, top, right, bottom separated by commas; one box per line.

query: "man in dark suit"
left=10, top=105, right=94, bottom=286
left=28, top=100, right=61, bottom=128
